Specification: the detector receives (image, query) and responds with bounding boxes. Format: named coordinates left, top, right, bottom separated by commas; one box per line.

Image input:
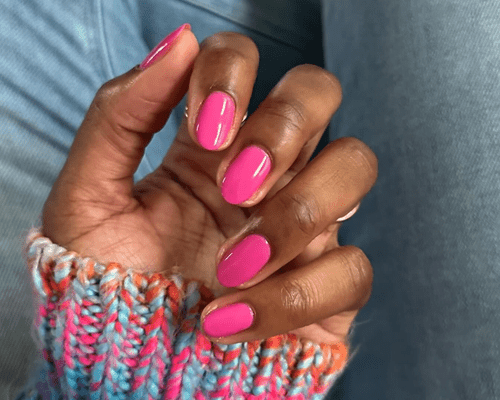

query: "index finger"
left=186, top=32, right=259, bottom=150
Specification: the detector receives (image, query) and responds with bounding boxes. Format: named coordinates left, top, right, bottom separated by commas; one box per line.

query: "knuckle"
left=280, top=277, right=319, bottom=320
left=90, top=74, right=155, bottom=139
left=287, top=64, right=343, bottom=106
left=207, top=46, right=247, bottom=67
left=341, top=246, right=373, bottom=308
left=330, top=137, right=378, bottom=182
left=279, top=192, right=322, bottom=236
left=292, top=64, right=341, bottom=87
left=259, top=97, right=307, bottom=132
left=201, top=32, right=259, bottom=62
left=93, top=78, right=122, bottom=113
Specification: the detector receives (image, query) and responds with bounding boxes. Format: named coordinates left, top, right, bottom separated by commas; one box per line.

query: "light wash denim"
left=1, top=0, right=499, bottom=399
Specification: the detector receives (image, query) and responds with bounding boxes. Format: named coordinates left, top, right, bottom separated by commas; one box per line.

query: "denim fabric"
left=0, top=2, right=105, bottom=398
left=1, top=0, right=499, bottom=399
left=322, top=1, right=500, bottom=399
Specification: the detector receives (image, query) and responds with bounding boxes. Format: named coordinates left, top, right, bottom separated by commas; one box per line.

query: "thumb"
left=59, top=25, right=199, bottom=190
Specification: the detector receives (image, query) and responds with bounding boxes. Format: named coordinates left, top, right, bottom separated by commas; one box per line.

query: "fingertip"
left=119, top=27, right=199, bottom=131
left=139, top=24, right=199, bottom=71
left=179, top=28, right=201, bottom=62
left=185, top=32, right=259, bottom=151
left=201, top=301, right=256, bottom=341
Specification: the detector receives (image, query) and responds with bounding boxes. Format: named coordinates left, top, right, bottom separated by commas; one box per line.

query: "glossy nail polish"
left=221, top=145, right=271, bottom=204
left=139, top=23, right=190, bottom=70
left=203, top=303, right=254, bottom=337
left=195, top=91, right=235, bottom=150
left=217, top=234, right=271, bottom=287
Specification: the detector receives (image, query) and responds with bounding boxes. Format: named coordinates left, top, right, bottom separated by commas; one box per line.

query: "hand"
left=42, top=28, right=377, bottom=345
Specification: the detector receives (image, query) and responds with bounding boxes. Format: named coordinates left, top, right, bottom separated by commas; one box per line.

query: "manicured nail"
left=203, top=303, right=254, bottom=337
left=221, top=145, right=271, bottom=204
left=195, top=92, right=235, bottom=150
left=217, top=234, right=271, bottom=287
left=140, top=23, right=190, bottom=70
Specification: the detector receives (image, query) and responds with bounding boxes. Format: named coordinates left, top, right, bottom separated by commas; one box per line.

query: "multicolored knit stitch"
left=18, top=228, right=348, bottom=399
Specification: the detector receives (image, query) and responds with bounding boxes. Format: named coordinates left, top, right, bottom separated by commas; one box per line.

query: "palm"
left=43, top=122, right=354, bottom=342
left=44, top=123, right=244, bottom=293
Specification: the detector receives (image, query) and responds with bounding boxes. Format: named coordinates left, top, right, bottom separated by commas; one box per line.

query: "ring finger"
left=216, top=136, right=378, bottom=289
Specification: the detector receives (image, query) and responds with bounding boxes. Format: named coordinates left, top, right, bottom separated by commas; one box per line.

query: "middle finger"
left=217, top=64, right=342, bottom=206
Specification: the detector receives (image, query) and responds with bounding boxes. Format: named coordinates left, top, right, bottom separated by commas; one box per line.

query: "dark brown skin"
left=42, top=30, right=378, bottom=346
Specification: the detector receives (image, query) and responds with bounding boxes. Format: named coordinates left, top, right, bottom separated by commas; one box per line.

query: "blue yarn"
left=147, top=280, right=168, bottom=399
left=289, top=345, right=315, bottom=396
left=89, top=390, right=100, bottom=400
left=130, top=278, right=163, bottom=400
left=146, top=376, right=160, bottom=397
left=186, top=348, right=206, bottom=384
left=314, top=349, right=324, bottom=367
left=173, top=283, right=199, bottom=358
left=180, top=365, right=195, bottom=400
left=63, top=365, right=79, bottom=399
left=102, top=301, right=120, bottom=399
left=212, top=342, right=241, bottom=400
left=295, top=349, right=314, bottom=370
left=233, top=363, right=242, bottom=390
left=251, top=343, right=280, bottom=396
left=113, top=276, right=132, bottom=397
left=243, top=344, right=261, bottom=393
left=82, top=324, right=99, bottom=334
left=89, top=268, right=118, bottom=399
left=202, top=371, right=217, bottom=391
left=239, top=344, right=251, bottom=393
left=31, top=265, right=45, bottom=298
left=87, top=304, right=102, bottom=314
left=123, top=275, right=138, bottom=296
left=72, top=279, right=85, bottom=307
left=306, top=372, right=312, bottom=388
left=52, top=316, right=64, bottom=360
left=180, top=318, right=203, bottom=399
left=91, top=363, right=105, bottom=384
left=53, top=254, right=72, bottom=284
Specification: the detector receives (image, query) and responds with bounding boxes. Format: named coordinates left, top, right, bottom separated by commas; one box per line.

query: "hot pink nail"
left=221, top=146, right=271, bottom=204
left=139, top=23, right=190, bottom=70
left=195, top=92, right=235, bottom=150
left=203, top=303, right=254, bottom=337
left=217, top=234, right=271, bottom=287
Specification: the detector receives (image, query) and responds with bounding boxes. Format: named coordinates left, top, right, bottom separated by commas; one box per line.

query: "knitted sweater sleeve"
left=19, top=228, right=348, bottom=400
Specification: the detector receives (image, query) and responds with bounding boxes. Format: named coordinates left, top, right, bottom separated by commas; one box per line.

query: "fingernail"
left=140, top=23, right=190, bottom=70
left=195, top=92, right=235, bottom=150
left=221, top=146, right=271, bottom=204
left=217, top=234, right=271, bottom=287
left=203, top=303, right=254, bottom=337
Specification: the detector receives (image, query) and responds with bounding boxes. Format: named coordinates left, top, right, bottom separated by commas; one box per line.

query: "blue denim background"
left=1, top=0, right=499, bottom=399
left=323, top=2, right=500, bottom=398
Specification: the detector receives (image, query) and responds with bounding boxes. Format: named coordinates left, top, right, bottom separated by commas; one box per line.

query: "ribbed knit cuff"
left=21, top=228, right=348, bottom=400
